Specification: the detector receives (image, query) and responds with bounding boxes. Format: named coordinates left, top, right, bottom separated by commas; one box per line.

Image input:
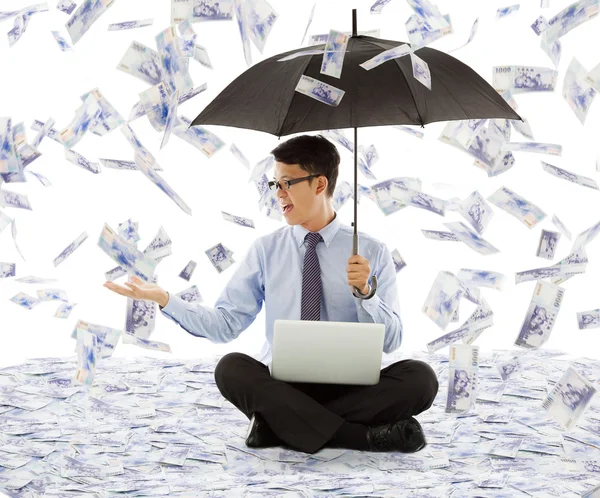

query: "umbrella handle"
left=351, top=232, right=377, bottom=299
left=352, top=276, right=378, bottom=299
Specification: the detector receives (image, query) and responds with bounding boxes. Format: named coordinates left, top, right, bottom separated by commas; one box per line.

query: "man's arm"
left=353, top=244, right=403, bottom=354
left=159, top=239, right=265, bottom=343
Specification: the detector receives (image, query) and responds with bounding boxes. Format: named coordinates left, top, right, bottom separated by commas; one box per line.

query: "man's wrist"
left=157, top=290, right=169, bottom=308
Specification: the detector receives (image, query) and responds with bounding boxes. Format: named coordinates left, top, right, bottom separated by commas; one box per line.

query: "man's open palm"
left=103, top=275, right=164, bottom=303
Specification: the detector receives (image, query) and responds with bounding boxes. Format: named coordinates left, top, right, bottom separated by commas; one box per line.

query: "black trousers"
left=214, top=352, right=440, bottom=454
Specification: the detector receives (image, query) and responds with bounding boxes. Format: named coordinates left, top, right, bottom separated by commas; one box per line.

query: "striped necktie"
left=300, top=232, right=323, bottom=321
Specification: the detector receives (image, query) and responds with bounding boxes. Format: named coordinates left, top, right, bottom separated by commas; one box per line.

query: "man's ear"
left=318, top=176, right=328, bottom=195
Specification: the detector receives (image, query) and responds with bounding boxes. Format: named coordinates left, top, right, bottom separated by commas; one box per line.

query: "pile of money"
left=0, top=346, right=597, bottom=495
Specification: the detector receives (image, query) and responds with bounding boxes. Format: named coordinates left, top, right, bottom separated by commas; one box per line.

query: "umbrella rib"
left=277, top=56, right=315, bottom=137
left=358, top=37, right=425, bottom=127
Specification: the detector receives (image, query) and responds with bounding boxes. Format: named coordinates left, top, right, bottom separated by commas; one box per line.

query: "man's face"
left=273, top=161, right=326, bottom=225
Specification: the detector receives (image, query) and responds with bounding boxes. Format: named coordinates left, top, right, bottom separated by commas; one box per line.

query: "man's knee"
left=407, top=359, right=440, bottom=405
left=214, top=352, right=249, bottom=387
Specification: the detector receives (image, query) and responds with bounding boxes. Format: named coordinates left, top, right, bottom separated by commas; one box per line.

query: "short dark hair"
left=270, top=134, right=339, bottom=199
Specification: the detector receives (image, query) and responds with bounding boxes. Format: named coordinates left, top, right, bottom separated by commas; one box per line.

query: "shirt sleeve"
left=353, top=243, right=403, bottom=354
left=159, top=239, right=265, bottom=344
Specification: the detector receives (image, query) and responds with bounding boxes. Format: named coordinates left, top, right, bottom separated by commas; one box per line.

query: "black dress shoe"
left=245, top=412, right=285, bottom=448
left=365, top=416, right=427, bottom=452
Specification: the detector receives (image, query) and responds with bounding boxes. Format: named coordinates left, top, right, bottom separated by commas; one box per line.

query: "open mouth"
left=283, top=204, right=294, bottom=214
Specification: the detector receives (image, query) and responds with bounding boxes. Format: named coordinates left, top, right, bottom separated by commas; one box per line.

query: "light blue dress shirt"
left=159, top=210, right=403, bottom=368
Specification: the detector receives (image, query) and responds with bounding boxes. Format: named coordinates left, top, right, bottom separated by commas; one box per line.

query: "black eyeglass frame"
left=268, top=174, right=321, bottom=191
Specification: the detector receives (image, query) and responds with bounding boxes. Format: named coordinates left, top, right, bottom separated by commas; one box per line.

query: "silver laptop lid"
left=271, top=319, right=385, bottom=385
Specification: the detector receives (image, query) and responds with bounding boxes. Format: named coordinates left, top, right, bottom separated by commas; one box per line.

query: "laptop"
left=270, top=319, right=385, bottom=385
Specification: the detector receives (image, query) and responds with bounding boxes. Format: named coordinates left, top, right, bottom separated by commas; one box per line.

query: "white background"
left=1, top=0, right=600, bottom=370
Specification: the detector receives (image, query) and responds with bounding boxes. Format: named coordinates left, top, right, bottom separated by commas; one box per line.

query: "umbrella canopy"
left=190, top=11, right=522, bottom=300
left=191, top=35, right=522, bottom=136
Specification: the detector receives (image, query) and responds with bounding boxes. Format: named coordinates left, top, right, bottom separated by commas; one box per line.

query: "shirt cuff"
left=360, top=291, right=381, bottom=313
left=160, top=292, right=187, bottom=320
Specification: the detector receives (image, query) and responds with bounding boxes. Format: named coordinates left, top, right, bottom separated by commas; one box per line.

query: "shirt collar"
left=293, top=210, right=342, bottom=249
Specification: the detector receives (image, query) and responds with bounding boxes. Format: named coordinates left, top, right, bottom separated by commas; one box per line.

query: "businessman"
left=104, top=134, right=439, bottom=455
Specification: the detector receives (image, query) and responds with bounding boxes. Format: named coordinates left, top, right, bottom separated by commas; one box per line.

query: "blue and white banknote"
left=177, top=17, right=196, bottom=57
left=66, top=0, right=115, bottom=45
left=446, top=344, right=479, bottom=414
left=541, top=0, right=599, bottom=45
left=122, top=331, right=171, bottom=353
left=577, top=308, right=600, bottom=329
left=59, top=94, right=102, bottom=148
left=496, top=4, right=519, bottom=19
left=541, top=366, right=596, bottom=430
left=551, top=214, right=572, bottom=241
left=492, top=65, right=557, bottom=93
left=426, top=298, right=493, bottom=352
left=57, top=0, right=77, bottom=15
left=205, top=243, right=235, bottom=274
left=125, top=275, right=158, bottom=340
left=175, top=284, right=203, bottom=303
left=515, top=280, right=565, bottom=349
left=457, top=268, right=505, bottom=291
left=222, top=211, right=255, bottom=228
left=443, top=221, right=500, bottom=255
left=249, top=155, right=274, bottom=183
left=53, top=231, right=89, bottom=267
left=541, top=161, right=599, bottom=190
left=295, top=75, right=345, bottom=107
left=242, top=0, right=278, bottom=54
left=118, top=219, right=141, bottom=245
left=0, top=118, right=20, bottom=174
left=10, top=291, right=41, bottom=310
left=64, top=148, right=100, bottom=174
left=371, top=177, right=421, bottom=216
left=179, top=260, right=197, bottom=282
left=0, top=190, right=31, bottom=210
left=71, top=319, right=122, bottom=359
left=155, top=25, right=193, bottom=94
left=571, top=218, right=600, bottom=253
left=406, top=12, right=453, bottom=49
left=422, top=271, right=463, bottom=330
left=515, top=245, right=588, bottom=285
left=80, top=87, right=124, bottom=136
left=117, top=41, right=164, bottom=86
left=421, top=229, right=460, bottom=241
left=133, top=153, right=192, bottom=215
left=160, top=89, right=179, bottom=149
left=229, top=143, right=250, bottom=169
left=410, top=52, right=432, bottom=90
left=173, top=116, right=226, bottom=158
left=536, top=229, right=561, bottom=260
left=391, top=248, right=407, bottom=273
left=55, top=302, right=77, bottom=319
left=501, top=142, right=562, bottom=156
left=487, top=186, right=547, bottom=229
left=74, top=327, right=97, bottom=386
left=497, top=356, right=522, bottom=381
left=193, top=44, right=213, bottom=68
left=36, top=289, right=68, bottom=302
left=359, top=43, right=411, bottom=71
left=0, top=262, right=15, bottom=278
left=458, top=190, right=493, bottom=234
left=391, top=183, right=445, bottom=216
left=97, top=223, right=157, bottom=281
left=108, top=18, right=153, bottom=31
left=233, top=0, right=252, bottom=67
left=31, top=117, right=55, bottom=149
left=407, top=0, right=450, bottom=30
left=563, top=57, right=597, bottom=125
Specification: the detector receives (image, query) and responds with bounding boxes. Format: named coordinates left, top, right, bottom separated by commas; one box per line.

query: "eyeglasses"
left=268, top=174, right=321, bottom=191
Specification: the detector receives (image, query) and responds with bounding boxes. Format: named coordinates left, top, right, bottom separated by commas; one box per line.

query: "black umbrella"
left=191, top=9, right=522, bottom=299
